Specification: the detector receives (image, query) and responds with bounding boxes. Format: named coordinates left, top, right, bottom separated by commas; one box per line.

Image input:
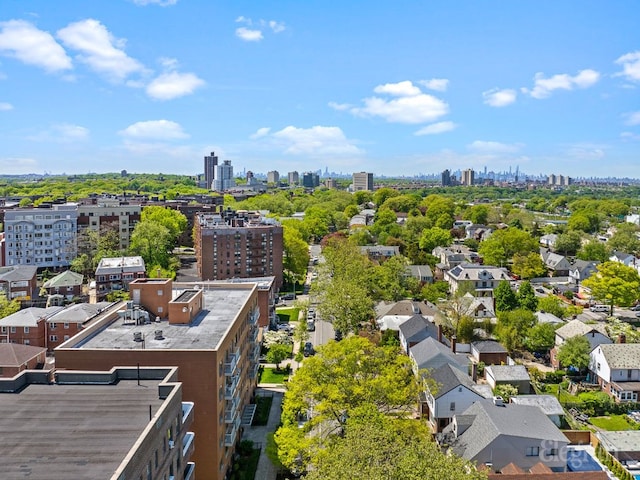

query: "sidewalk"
left=243, top=386, right=285, bottom=480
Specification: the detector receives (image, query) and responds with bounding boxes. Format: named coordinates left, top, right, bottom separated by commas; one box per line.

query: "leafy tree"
left=380, top=329, right=400, bottom=347
left=493, top=384, right=519, bottom=402
left=494, top=280, right=518, bottom=312
left=554, top=231, right=582, bottom=256
left=372, top=187, right=400, bottom=207
left=517, top=281, right=538, bottom=311
left=525, top=322, right=557, bottom=352
left=537, top=295, right=567, bottom=318
left=304, top=408, right=487, bottom=480
left=577, top=240, right=609, bottom=263
left=567, top=211, right=599, bottom=233
left=343, top=204, right=360, bottom=219
left=283, top=225, right=310, bottom=284
left=478, top=228, right=538, bottom=267
left=129, top=220, right=174, bottom=269
left=608, top=223, right=640, bottom=255
left=318, top=277, right=375, bottom=334
left=495, top=309, right=537, bottom=351
left=370, top=255, right=411, bottom=301
left=141, top=206, right=187, bottom=245
left=582, top=261, right=640, bottom=314
left=19, top=197, right=33, bottom=207
left=420, top=281, right=449, bottom=304
left=353, top=190, right=373, bottom=205
left=275, top=337, right=419, bottom=472
left=464, top=204, right=489, bottom=225
left=557, top=336, right=591, bottom=371
left=457, top=316, right=476, bottom=343
left=418, top=227, right=452, bottom=253
left=0, top=295, right=21, bottom=318
left=266, top=343, right=292, bottom=370
left=511, top=252, right=546, bottom=279
left=106, top=290, right=130, bottom=302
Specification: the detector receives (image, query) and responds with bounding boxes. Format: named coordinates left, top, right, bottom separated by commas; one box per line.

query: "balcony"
left=182, top=431, right=195, bottom=459
left=225, top=373, right=240, bottom=400
left=225, top=396, right=240, bottom=423
left=249, top=344, right=260, bottom=364
left=248, top=308, right=259, bottom=326
left=248, top=325, right=259, bottom=343
left=224, top=349, right=240, bottom=376
left=249, top=362, right=260, bottom=380
left=224, top=416, right=242, bottom=446
left=184, top=462, right=195, bottom=480
left=182, top=402, right=195, bottom=428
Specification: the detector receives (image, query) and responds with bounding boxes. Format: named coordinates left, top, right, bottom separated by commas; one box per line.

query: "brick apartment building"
left=0, top=265, right=38, bottom=300
left=194, top=208, right=283, bottom=289
left=0, top=366, right=195, bottom=479
left=0, top=343, right=47, bottom=377
left=55, top=279, right=261, bottom=480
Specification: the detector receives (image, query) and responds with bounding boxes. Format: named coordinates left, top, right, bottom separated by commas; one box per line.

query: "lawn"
left=276, top=307, right=300, bottom=323
left=537, top=383, right=580, bottom=403
left=259, top=367, right=289, bottom=384
left=590, top=415, right=640, bottom=431
left=252, top=395, right=273, bottom=426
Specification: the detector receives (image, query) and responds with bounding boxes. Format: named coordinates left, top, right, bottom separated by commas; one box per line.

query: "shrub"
left=544, top=370, right=566, bottom=383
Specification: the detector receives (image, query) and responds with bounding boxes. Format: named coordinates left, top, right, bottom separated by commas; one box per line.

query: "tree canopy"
left=478, top=228, right=538, bottom=267
left=582, top=261, right=640, bottom=313
left=557, top=336, right=591, bottom=371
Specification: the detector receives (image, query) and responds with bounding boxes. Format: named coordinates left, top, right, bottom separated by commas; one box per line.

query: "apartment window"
left=64, top=323, right=69, bottom=329
left=526, top=446, right=540, bottom=457
left=50, top=335, right=58, bottom=342
left=157, top=289, right=163, bottom=296
left=24, top=327, right=30, bottom=333
left=63, top=335, right=69, bottom=341
left=50, top=323, right=57, bottom=330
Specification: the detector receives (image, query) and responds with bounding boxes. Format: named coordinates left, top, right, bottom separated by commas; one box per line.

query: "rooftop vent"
left=492, top=396, right=504, bottom=407
left=133, top=332, right=143, bottom=342
left=154, top=330, right=164, bottom=340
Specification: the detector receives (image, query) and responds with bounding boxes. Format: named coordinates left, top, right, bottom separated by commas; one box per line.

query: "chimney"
left=618, top=334, right=626, bottom=344
left=451, top=335, right=457, bottom=353
left=437, top=324, right=443, bottom=344
left=471, top=362, right=478, bottom=382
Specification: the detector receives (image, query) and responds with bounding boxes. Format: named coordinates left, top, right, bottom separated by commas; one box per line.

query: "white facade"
left=427, top=385, right=482, bottom=431
left=213, top=160, right=236, bottom=192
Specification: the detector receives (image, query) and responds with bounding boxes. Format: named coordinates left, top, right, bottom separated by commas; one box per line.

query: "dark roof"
left=428, top=363, right=479, bottom=399
left=472, top=340, right=507, bottom=354
left=0, top=265, right=37, bottom=283
left=0, top=343, right=46, bottom=367
left=398, top=314, right=438, bottom=343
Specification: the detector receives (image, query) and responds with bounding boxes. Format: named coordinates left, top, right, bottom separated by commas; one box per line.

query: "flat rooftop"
left=74, top=286, right=253, bottom=351
left=0, top=379, right=164, bottom=479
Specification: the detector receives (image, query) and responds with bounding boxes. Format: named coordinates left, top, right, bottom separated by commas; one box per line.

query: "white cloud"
left=27, top=123, right=90, bottom=143
left=250, top=127, right=271, bottom=139
left=468, top=140, right=522, bottom=154
left=352, top=93, right=448, bottom=124
left=159, top=57, right=179, bottom=70
left=0, top=102, right=13, bottom=111
left=57, top=19, right=144, bottom=82
left=119, top=120, right=189, bottom=140
left=564, top=143, right=606, bottom=159
left=524, top=69, right=600, bottom=99
left=257, top=125, right=362, bottom=156
left=0, top=157, right=38, bottom=174
left=0, top=20, right=72, bottom=73
left=146, top=72, right=205, bottom=100
left=132, top=0, right=177, bottom=6
left=419, top=78, right=449, bottom=92
left=621, top=131, right=640, bottom=141
left=269, top=21, right=286, bottom=33
left=235, top=27, right=263, bottom=42
left=483, top=88, right=517, bottom=107
left=373, top=80, right=422, bottom=96
left=623, top=111, right=640, bottom=126
left=414, top=121, right=457, bottom=136
left=615, top=51, right=640, bottom=82
left=328, top=101, right=352, bottom=111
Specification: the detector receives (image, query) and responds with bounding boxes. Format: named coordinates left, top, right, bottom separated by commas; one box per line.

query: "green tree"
left=495, top=309, right=537, bottom=351
left=129, top=220, right=174, bottom=269
left=141, top=206, right=187, bottom=245
left=318, top=277, right=375, bottom=334
left=266, top=343, right=292, bottom=370
left=464, top=204, right=489, bottom=225
left=494, top=280, right=518, bottom=312
left=418, top=227, right=452, bottom=253
left=554, top=231, right=582, bottom=256
left=420, top=281, right=449, bottom=304
left=557, top=336, right=591, bottom=371
left=283, top=225, right=310, bottom=284
left=537, top=295, right=567, bottom=318
left=0, top=295, right=21, bottom=318
left=525, top=323, right=557, bottom=352
left=517, top=281, right=538, bottom=311
left=582, top=261, right=640, bottom=314
left=275, top=337, right=420, bottom=472
left=608, top=223, right=640, bottom=255
left=372, top=187, right=400, bottom=207
left=577, top=240, right=609, bottom=263
left=370, top=255, right=411, bottom=301
left=493, top=384, right=519, bottom=402
left=511, top=252, right=546, bottom=279
left=478, top=228, right=538, bottom=267
left=304, top=408, right=487, bottom=480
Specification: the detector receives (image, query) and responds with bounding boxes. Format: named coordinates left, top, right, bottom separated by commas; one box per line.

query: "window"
left=64, top=323, right=69, bottom=329
left=526, top=446, right=540, bottom=457
left=50, top=335, right=58, bottom=342
left=24, top=340, right=30, bottom=345
left=24, top=327, right=30, bottom=334
left=10, top=327, right=16, bottom=333
left=450, top=402, right=456, bottom=411
left=157, top=289, right=163, bottom=296
left=50, top=323, right=57, bottom=330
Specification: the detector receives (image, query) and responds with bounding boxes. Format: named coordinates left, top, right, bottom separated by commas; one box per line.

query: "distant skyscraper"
left=302, top=172, right=320, bottom=188
left=213, top=160, right=235, bottom=192
left=352, top=172, right=374, bottom=191
left=204, top=151, right=218, bottom=190
left=461, top=169, right=475, bottom=186
left=288, top=171, right=299, bottom=185
left=441, top=169, right=452, bottom=186
left=267, top=170, right=280, bottom=184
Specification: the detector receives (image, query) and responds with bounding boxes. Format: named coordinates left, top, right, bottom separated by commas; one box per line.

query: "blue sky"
left=1, top=1, right=639, bottom=179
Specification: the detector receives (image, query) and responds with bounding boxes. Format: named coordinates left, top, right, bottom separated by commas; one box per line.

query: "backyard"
left=259, top=367, right=290, bottom=385
left=589, top=415, right=640, bottom=431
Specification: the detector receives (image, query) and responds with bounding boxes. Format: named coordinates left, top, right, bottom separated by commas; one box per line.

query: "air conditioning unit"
left=168, top=440, right=175, bottom=449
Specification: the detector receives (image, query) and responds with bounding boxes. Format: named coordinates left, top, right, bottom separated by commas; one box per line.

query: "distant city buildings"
left=213, top=160, right=236, bottom=192
left=352, top=171, right=374, bottom=191
left=302, top=172, right=320, bottom=188
left=548, top=174, right=572, bottom=186
left=461, top=169, right=475, bottom=186
left=288, top=171, right=299, bottom=185
left=441, top=169, right=453, bottom=186
left=204, top=151, right=218, bottom=190
left=267, top=170, right=280, bottom=184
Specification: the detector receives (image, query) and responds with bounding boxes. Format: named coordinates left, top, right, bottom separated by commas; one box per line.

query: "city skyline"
left=1, top=1, right=639, bottom=178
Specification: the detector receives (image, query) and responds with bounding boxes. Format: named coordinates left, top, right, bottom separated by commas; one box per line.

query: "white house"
left=445, top=263, right=510, bottom=298
left=590, top=343, right=640, bottom=402
left=551, top=319, right=611, bottom=369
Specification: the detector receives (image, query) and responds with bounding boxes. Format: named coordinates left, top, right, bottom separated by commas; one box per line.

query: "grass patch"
left=229, top=443, right=261, bottom=480
left=275, top=307, right=300, bottom=323
left=253, top=395, right=273, bottom=426
left=590, top=415, right=640, bottom=431
left=266, top=432, right=284, bottom=469
left=538, top=383, right=580, bottom=403
left=260, top=367, right=289, bottom=384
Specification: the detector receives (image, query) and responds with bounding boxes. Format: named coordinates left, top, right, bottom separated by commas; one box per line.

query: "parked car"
left=307, top=319, right=315, bottom=331
left=630, top=304, right=640, bottom=311
left=589, top=304, right=608, bottom=313
left=303, top=342, right=315, bottom=357
left=282, top=293, right=295, bottom=300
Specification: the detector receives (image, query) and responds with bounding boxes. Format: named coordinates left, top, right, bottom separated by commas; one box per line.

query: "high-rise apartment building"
left=288, top=171, right=299, bottom=185
left=267, top=170, right=280, bottom=184
left=3, top=204, right=78, bottom=269
left=77, top=199, right=141, bottom=250
left=194, top=209, right=283, bottom=289
left=441, top=169, right=452, bottom=186
left=204, top=151, right=218, bottom=190
left=548, top=174, right=571, bottom=186
left=56, top=279, right=260, bottom=480
left=302, top=172, right=320, bottom=188
left=461, top=169, right=475, bottom=186
left=352, top=171, right=374, bottom=191
left=213, top=160, right=236, bottom=192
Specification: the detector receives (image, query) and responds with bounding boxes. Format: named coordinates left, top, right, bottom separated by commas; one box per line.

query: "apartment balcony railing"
left=249, top=344, right=260, bottom=364
left=248, top=308, right=259, bottom=326
left=224, top=373, right=240, bottom=400
left=183, top=462, right=195, bottom=480
left=181, top=402, right=194, bottom=428
left=224, top=416, right=242, bottom=446
left=182, top=431, right=195, bottom=459
left=224, top=396, right=240, bottom=423
left=248, top=325, right=259, bottom=343
left=224, top=349, right=240, bottom=376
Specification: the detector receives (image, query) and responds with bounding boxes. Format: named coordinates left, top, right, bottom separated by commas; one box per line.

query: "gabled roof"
left=376, top=299, right=437, bottom=318
left=510, top=395, right=564, bottom=417
left=406, top=264, right=433, bottom=279
left=428, top=363, right=480, bottom=399
left=597, top=343, right=640, bottom=369
left=534, top=311, right=563, bottom=325
left=472, top=340, right=507, bottom=354
left=610, top=250, right=635, bottom=262
left=486, top=365, right=530, bottom=382
left=0, top=265, right=37, bottom=283
left=447, top=263, right=509, bottom=281
left=449, top=399, right=569, bottom=462
left=43, top=270, right=84, bottom=289
left=0, top=307, right=63, bottom=327
left=570, top=259, right=599, bottom=275
left=543, top=252, right=570, bottom=269
left=556, top=319, right=608, bottom=341
left=47, top=302, right=112, bottom=324
left=410, top=337, right=469, bottom=372
left=0, top=343, right=46, bottom=367
left=398, top=314, right=438, bottom=343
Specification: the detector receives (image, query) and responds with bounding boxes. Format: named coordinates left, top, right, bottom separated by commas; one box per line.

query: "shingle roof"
left=486, top=365, right=530, bottom=382
left=47, top=302, right=112, bottom=324
left=472, top=340, right=507, bottom=354
left=599, top=343, right=640, bottom=369
left=43, top=270, right=84, bottom=289
left=0, top=343, right=46, bottom=367
left=398, top=314, right=438, bottom=343
left=410, top=337, right=469, bottom=372
left=0, top=265, right=38, bottom=283
left=428, top=363, right=478, bottom=399
left=447, top=263, right=509, bottom=281
left=0, top=307, right=63, bottom=327
left=556, top=319, right=608, bottom=341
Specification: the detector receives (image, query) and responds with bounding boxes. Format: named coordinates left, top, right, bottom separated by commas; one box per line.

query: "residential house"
left=568, top=260, right=599, bottom=286
left=465, top=224, right=493, bottom=241
left=442, top=398, right=570, bottom=473
left=534, top=311, right=564, bottom=326
left=360, top=245, right=400, bottom=262
left=471, top=340, right=508, bottom=366
left=422, top=363, right=485, bottom=432
left=510, top=395, right=565, bottom=427
left=409, top=337, right=470, bottom=374
left=596, top=430, right=640, bottom=463
left=42, top=270, right=84, bottom=301
left=95, top=256, right=146, bottom=299
left=590, top=343, right=640, bottom=402
left=540, top=250, right=571, bottom=277
left=45, top=301, right=113, bottom=350
left=376, top=300, right=437, bottom=331
left=0, top=343, right=47, bottom=377
left=445, top=263, right=510, bottom=298
left=406, top=264, right=434, bottom=284
left=539, top=234, right=558, bottom=250
left=0, top=265, right=38, bottom=300
left=485, top=365, right=531, bottom=393
left=551, top=319, right=611, bottom=369
left=398, top=315, right=440, bottom=353
left=464, top=293, right=496, bottom=319
left=609, top=250, right=637, bottom=268
left=0, top=306, right=63, bottom=348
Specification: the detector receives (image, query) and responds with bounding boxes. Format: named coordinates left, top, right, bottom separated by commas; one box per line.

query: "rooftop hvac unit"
left=154, top=330, right=164, bottom=340
left=133, top=332, right=143, bottom=342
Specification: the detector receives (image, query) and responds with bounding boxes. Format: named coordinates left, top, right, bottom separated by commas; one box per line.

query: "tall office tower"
left=441, top=169, right=452, bottom=186
left=288, top=171, right=299, bottom=185
left=352, top=172, right=374, bottom=191
left=461, top=169, right=475, bottom=186
left=267, top=170, right=280, bottom=184
left=213, top=160, right=236, bottom=192
left=204, top=151, right=218, bottom=190
left=302, top=172, right=320, bottom=188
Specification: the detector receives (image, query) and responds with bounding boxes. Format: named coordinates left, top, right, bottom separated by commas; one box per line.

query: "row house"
left=95, top=256, right=146, bottom=299
left=0, top=265, right=38, bottom=300
left=590, top=343, right=640, bottom=402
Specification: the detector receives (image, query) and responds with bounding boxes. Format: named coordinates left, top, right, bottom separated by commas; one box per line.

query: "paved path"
left=243, top=386, right=285, bottom=480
